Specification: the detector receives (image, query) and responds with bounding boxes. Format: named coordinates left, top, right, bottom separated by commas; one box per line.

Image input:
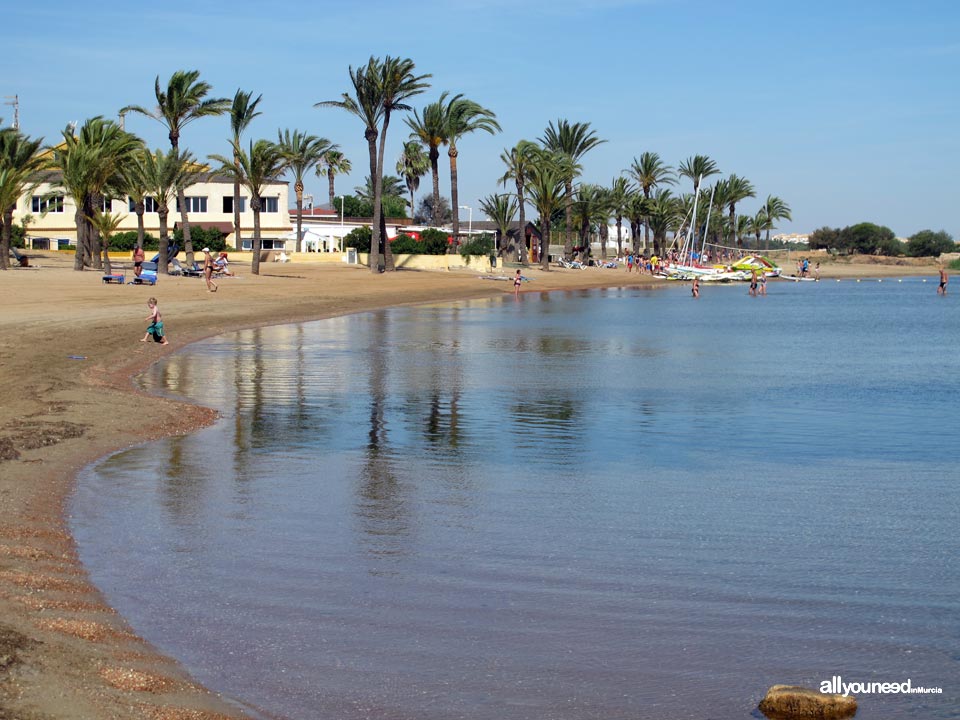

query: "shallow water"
left=72, top=279, right=959, bottom=719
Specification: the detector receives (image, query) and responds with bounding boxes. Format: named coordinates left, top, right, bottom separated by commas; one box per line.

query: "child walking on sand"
left=141, top=297, right=169, bottom=345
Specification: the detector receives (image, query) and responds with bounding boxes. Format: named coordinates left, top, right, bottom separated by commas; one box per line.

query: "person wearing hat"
left=202, top=248, right=218, bottom=292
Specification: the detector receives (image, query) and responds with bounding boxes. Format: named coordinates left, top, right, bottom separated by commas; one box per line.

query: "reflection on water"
left=72, top=281, right=960, bottom=720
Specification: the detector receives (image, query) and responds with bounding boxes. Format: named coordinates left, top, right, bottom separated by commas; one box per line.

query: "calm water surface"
left=72, top=279, right=960, bottom=719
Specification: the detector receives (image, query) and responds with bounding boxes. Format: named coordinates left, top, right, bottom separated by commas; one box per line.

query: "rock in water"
left=758, top=684, right=858, bottom=719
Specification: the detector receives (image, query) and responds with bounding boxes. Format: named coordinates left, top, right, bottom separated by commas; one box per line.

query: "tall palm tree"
left=0, top=128, right=45, bottom=270
left=525, top=149, right=569, bottom=271
left=572, top=184, right=608, bottom=259
left=539, top=119, right=606, bottom=259
left=607, top=176, right=634, bottom=257
left=396, top=140, right=429, bottom=217
left=320, top=148, right=349, bottom=209
left=499, top=140, right=537, bottom=264
left=678, top=155, right=720, bottom=249
left=406, top=93, right=450, bottom=228
left=627, top=152, right=675, bottom=251
left=210, top=139, right=287, bottom=276
left=478, top=193, right=518, bottom=257
left=318, top=58, right=383, bottom=268
left=228, top=90, right=262, bottom=250
left=647, top=189, right=681, bottom=255
left=116, top=147, right=153, bottom=253
left=48, top=117, right=141, bottom=271
left=375, top=56, right=430, bottom=270
left=720, top=174, right=756, bottom=249
left=123, top=70, right=229, bottom=265
left=139, top=148, right=201, bottom=272
left=762, top=195, right=792, bottom=249
left=748, top=208, right=768, bottom=250
left=442, top=96, right=500, bottom=239
left=278, top=129, right=333, bottom=253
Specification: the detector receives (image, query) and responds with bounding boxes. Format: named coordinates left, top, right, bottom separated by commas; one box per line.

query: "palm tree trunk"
left=252, top=197, right=262, bottom=276
left=541, top=219, right=551, bottom=271
left=366, top=127, right=381, bottom=273
left=327, top=169, right=336, bottom=209
left=158, top=209, right=169, bottom=272
left=449, top=146, right=460, bottom=241
left=376, top=111, right=396, bottom=272
left=176, top=186, right=194, bottom=266
left=517, top=184, right=527, bottom=265
left=233, top=174, right=242, bottom=250
left=600, top=223, right=608, bottom=260
left=1, top=208, right=13, bottom=270
left=730, top=206, right=738, bottom=249
left=135, top=203, right=145, bottom=250
left=430, top=147, right=440, bottom=226
left=295, top=183, right=304, bottom=254
left=563, top=181, right=574, bottom=260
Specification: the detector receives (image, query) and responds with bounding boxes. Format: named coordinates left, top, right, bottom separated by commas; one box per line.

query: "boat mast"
left=699, top=183, right=716, bottom=262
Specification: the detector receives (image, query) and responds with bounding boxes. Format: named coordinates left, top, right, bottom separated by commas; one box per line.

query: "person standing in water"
left=938, top=266, right=948, bottom=295
left=692, top=276, right=700, bottom=298
left=514, top=269, right=523, bottom=297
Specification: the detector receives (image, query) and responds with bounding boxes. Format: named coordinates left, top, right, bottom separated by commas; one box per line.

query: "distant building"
left=772, top=233, right=810, bottom=245
left=13, top=174, right=292, bottom=250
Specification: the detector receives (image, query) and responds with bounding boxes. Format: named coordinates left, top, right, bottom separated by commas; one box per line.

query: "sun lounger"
left=129, top=261, right=158, bottom=285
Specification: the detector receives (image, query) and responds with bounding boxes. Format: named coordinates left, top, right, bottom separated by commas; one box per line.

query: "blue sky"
left=5, top=0, right=958, bottom=238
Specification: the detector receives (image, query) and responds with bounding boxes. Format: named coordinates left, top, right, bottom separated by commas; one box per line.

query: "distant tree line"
left=808, top=224, right=957, bottom=257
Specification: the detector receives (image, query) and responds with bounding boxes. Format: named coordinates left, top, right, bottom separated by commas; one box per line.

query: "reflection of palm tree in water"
left=357, top=313, right=411, bottom=567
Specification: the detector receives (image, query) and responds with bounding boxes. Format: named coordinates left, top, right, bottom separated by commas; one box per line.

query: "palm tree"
left=375, top=57, right=430, bottom=270
left=607, top=176, right=634, bottom=257
left=0, top=128, right=45, bottom=271
left=571, top=184, right=607, bottom=259
left=355, top=175, right=407, bottom=202
left=320, top=148, right=349, bottom=209
left=539, top=119, right=606, bottom=259
left=762, top=195, right=792, bottom=249
left=499, top=140, right=538, bottom=264
left=278, top=129, right=333, bottom=253
left=116, top=148, right=152, bottom=253
left=406, top=94, right=450, bottom=228
left=525, top=149, right=569, bottom=271
left=210, top=139, right=287, bottom=276
left=228, top=90, right=262, bottom=250
left=678, top=154, right=720, bottom=195
left=396, top=140, right=429, bottom=217
left=89, top=210, right=126, bottom=275
left=748, top=208, right=768, bottom=250
left=647, top=189, right=681, bottom=255
left=719, top=174, right=756, bottom=249
left=123, top=70, right=229, bottom=265
left=678, top=155, right=720, bottom=250
left=478, top=193, right=518, bottom=257
left=139, top=148, right=201, bottom=272
left=442, top=96, right=500, bottom=239
left=48, top=117, right=141, bottom=271
left=627, top=152, right=675, bottom=251
left=318, top=58, right=383, bottom=268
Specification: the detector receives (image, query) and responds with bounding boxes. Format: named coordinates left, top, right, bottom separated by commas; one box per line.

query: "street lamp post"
left=458, top=205, right=472, bottom=234
left=339, top=196, right=345, bottom=253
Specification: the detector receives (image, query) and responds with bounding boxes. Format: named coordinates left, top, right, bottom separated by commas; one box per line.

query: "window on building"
left=100, top=197, right=112, bottom=212
left=241, top=238, right=286, bottom=250
left=128, top=197, right=159, bottom=213
left=223, top=196, right=247, bottom=213
left=177, top=196, right=207, bottom=213
left=31, top=195, right=65, bottom=214
left=261, top=196, right=279, bottom=213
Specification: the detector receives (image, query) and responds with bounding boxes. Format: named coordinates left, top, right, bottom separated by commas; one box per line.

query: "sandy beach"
left=0, top=251, right=941, bottom=719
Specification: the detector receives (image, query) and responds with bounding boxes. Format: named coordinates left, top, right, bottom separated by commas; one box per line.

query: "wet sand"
left=0, top=251, right=940, bottom=719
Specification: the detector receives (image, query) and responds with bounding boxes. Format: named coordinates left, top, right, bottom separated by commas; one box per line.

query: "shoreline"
left=0, top=253, right=942, bottom=719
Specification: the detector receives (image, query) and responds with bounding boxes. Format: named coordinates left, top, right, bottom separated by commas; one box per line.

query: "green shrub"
left=390, top=234, right=421, bottom=254
left=343, top=225, right=372, bottom=250
left=949, top=258, right=960, bottom=271
left=11, top=225, right=26, bottom=248
left=907, top=230, right=956, bottom=257
left=108, top=231, right=159, bottom=251
left=459, top=235, right=494, bottom=261
left=173, top=226, right=227, bottom=252
left=419, top=228, right=451, bottom=255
